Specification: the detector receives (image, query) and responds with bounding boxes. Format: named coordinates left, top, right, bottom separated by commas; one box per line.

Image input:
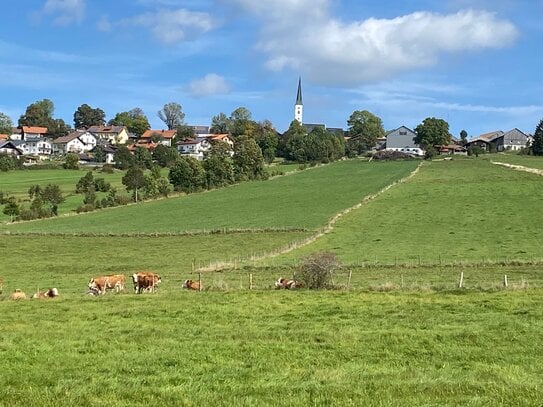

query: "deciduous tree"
left=74, top=104, right=106, bottom=129
left=168, top=157, right=206, bottom=193
left=158, top=102, right=185, bottom=130
left=233, top=135, right=266, bottom=181
left=113, top=145, right=134, bottom=170
left=3, top=196, right=20, bottom=222
left=0, top=112, right=13, bottom=134
left=122, top=166, right=146, bottom=202
left=109, top=108, right=150, bottom=137
left=255, top=120, right=279, bottom=164
left=210, top=112, right=229, bottom=134
left=347, top=110, right=385, bottom=152
left=414, top=117, right=452, bottom=148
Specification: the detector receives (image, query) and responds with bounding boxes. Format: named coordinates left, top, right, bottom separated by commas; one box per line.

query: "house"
left=21, top=137, right=53, bottom=158
left=191, top=125, right=210, bottom=135
left=464, top=131, right=503, bottom=152
left=495, top=128, right=530, bottom=151
left=436, top=144, right=468, bottom=156
left=90, top=144, right=116, bottom=164
left=0, top=134, right=9, bottom=141
left=52, top=131, right=97, bottom=155
left=0, top=140, right=23, bottom=156
left=198, top=133, right=234, bottom=149
left=88, top=125, right=129, bottom=145
left=177, top=138, right=211, bottom=160
left=139, top=129, right=177, bottom=147
left=385, top=126, right=423, bottom=153
left=21, top=126, right=47, bottom=140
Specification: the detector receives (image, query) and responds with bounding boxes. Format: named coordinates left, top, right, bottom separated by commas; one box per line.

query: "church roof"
left=295, top=77, right=303, bottom=105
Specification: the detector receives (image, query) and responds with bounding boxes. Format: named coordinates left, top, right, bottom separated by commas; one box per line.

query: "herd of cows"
left=0, top=274, right=301, bottom=300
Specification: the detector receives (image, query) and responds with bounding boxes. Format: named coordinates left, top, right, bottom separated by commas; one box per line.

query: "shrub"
left=372, top=150, right=413, bottom=161
left=298, top=252, right=341, bottom=289
left=76, top=203, right=96, bottom=213
left=94, top=177, right=110, bottom=192
left=63, top=153, right=80, bottom=170
left=100, top=164, right=115, bottom=174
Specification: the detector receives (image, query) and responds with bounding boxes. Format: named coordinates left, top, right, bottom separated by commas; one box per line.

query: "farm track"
left=197, top=162, right=423, bottom=271
left=491, top=161, right=543, bottom=175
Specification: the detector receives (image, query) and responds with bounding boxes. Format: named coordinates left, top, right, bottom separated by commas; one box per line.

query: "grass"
left=1, top=289, right=542, bottom=406
left=0, top=160, right=418, bottom=234
left=488, top=153, right=543, bottom=169
left=271, top=159, right=543, bottom=265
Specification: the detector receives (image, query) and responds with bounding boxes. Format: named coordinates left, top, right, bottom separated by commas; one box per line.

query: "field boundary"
left=197, top=162, right=423, bottom=271
left=491, top=161, right=543, bottom=175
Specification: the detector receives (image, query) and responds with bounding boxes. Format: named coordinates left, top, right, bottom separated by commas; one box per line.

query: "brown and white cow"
left=10, top=289, right=27, bottom=300
left=0, top=276, right=3, bottom=294
left=182, top=279, right=202, bottom=291
left=88, top=274, right=126, bottom=295
left=31, top=288, right=59, bottom=299
left=132, top=271, right=161, bottom=294
left=274, top=277, right=300, bottom=290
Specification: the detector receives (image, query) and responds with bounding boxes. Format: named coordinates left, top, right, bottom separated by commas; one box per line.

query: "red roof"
left=22, top=126, right=48, bottom=134
left=140, top=129, right=177, bottom=139
left=0, top=134, right=9, bottom=140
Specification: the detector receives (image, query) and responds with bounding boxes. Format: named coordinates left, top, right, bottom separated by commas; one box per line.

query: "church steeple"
left=294, top=76, right=303, bottom=124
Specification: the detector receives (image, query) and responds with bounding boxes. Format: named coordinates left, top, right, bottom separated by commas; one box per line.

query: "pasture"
left=2, top=156, right=543, bottom=405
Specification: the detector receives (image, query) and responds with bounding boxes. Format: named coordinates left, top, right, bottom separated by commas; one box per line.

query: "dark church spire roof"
left=295, top=77, right=303, bottom=105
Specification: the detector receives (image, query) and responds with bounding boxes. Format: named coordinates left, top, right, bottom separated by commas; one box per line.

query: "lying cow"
left=182, top=279, right=202, bottom=291
left=132, top=271, right=161, bottom=294
left=275, top=277, right=301, bottom=290
left=31, top=288, right=59, bottom=299
left=88, top=274, right=126, bottom=295
left=10, top=289, right=27, bottom=300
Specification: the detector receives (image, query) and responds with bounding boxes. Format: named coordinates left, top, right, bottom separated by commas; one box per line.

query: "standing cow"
left=88, top=274, right=126, bottom=295
left=132, top=271, right=161, bottom=294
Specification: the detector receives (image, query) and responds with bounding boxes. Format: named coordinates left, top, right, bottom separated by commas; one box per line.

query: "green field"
left=0, top=160, right=419, bottom=233
left=2, top=157, right=543, bottom=406
left=489, top=153, right=543, bottom=169
left=1, top=289, right=542, bottom=406
left=268, top=159, right=543, bottom=266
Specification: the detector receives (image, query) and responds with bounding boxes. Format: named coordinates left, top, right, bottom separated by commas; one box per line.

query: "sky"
left=1, top=0, right=543, bottom=138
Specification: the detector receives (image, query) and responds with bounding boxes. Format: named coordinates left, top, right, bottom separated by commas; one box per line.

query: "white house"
left=52, top=131, right=96, bottom=155
left=140, top=129, right=176, bottom=147
left=177, top=138, right=210, bottom=160
left=88, top=125, right=129, bottom=145
left=20, top=137, right=52, bottom=158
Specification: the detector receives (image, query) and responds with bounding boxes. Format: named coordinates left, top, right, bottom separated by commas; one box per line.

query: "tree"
left=3, top=196, right=20, bottom=222
left=158, top=102, right=185, bottom=130
left=41, top=184, right=65, bottom=215
left=233, top=135, right=266, bottom=181
left=204, top=141, right=235, bottom=188
left=255, top=120, right=279, bottom=164
left=0, top=154, right=16, bottom=172
left=414, top=117, right=452, bottom=148
left=279, top=120, right=306, bottom=159
left=18, top=99, right=71, bottom=138
left=347, top=110, right=385, bottom=152
left=108, top=108, right=150, bottom=137
left=113, top=145, right=134, bottom=170
left=210, top=112, right=229, bottom=134
left=122, top=166, right=146, bottom=202
left=134, top=146, right=153, bottom=169
left=298, top=252, right=341, bottom=289
left=0, top=112, right=13, bottom=134
left=63, top=153, right=80, bottom=170
left=460, top=130, right=468, bottom=146
left=74, top=104, right=106, bottom=129
left=76, top=171, right=95, bottom=193
left=168, top=157, right=206, bottom=193
left=93, top=145, right=106, bottom=163
left=228, top=107, right=255, bottom=138
left=152, top=144, right=178, bottom=168
left=532, top=119, right=543, bottom=156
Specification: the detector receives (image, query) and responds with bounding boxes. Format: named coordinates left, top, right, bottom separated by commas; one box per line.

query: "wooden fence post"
left=458, top=272, right=464, bottom=288
left=347, top=270, right=352, bottom=290
left=503, top=275, right=508, bottom=288
left=249, top=273, right=253, bottom=290
left=198, top=272, right=202, bottom=292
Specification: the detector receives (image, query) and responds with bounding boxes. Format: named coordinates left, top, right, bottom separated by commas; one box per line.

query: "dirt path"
left=197, top=162, right=423, bottom=271
left=491, top=161, right=543, bottom=176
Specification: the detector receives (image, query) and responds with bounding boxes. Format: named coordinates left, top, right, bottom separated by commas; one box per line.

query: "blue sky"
left=1, top=0, right=542, bottom=138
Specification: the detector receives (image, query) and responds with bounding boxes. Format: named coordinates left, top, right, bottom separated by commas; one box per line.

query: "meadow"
left=2, top=156, right=543, bottom=405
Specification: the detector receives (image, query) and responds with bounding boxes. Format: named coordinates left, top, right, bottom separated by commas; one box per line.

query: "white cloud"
left=41, top=0, right=86, bottom=26
left=119, top=8, right=214, bottom=44
left=230, top=1, right=519, bottom=86
left=186, top=74, right=231, bottom=97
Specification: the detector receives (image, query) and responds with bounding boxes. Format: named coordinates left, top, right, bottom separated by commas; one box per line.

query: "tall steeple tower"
left=294, top=77, right=303, bottom=124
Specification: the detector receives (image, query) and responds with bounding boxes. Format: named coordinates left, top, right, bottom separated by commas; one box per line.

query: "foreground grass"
left=273, top=159, right=543, bottom=265
left=489, top=153, right=543, bottom=169
left=0, top=160, right=418, bottom=234
left=1, top=290, right=542, bottom=406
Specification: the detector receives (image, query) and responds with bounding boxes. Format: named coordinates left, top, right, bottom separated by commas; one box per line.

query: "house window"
left=399, top=131, right=407, bottom=135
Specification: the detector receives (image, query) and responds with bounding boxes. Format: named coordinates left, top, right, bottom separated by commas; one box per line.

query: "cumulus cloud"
left=41, top=0, right=86, bottom=26
left=186, top=74, right=230, bottom=97
left=230, top=1, right=519, bottom=86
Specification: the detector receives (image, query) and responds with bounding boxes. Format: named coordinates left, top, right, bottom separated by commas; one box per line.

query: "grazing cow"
left=274, top=277, right=300, bottom=290
left=31, top=288, right=59, bottom=299
left=88, top=274, right=126, bottom=295
left=182, top=279, right=201, bottom=291
left=10, top=289, right=27, bottom=300
left=132, top=271, right=161, bottom=294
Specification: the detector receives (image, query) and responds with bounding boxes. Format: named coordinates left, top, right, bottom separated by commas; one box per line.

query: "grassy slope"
left=0, top=160, right=418, bottom=234
left=1, top=290, right=542, bottom=406
left=488, top=153, right=543, bottom=169
left=273, top=159, right=543, bottom=265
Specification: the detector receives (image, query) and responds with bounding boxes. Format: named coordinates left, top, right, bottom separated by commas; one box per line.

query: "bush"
left=94, top=177, right=110, bottom=192
left=76, top=204, right=96, bottom=213
left=63, top=153, right=80, bottom=169
left=298, top=252, right=341, bottom=289
left=100, top=164, right=115, bottom=174
left=372, top=150, right=414, bottom=161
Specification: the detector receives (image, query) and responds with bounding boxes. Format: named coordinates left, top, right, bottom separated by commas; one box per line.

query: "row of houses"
left=0, top=125, right=235, bottom=163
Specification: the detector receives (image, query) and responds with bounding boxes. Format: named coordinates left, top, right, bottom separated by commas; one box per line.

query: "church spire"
left=294, top=76, right=303, bottom=124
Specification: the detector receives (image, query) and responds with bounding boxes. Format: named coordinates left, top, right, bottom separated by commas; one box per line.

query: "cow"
left=0, top=276, right=3, bottom=294
left=31, top=288, right=59, bottom=299
left=274, top=277, right=301, bottom=290
left=132, top=271, right=161, bottom=294
left=10, top=289, right=27, bottom=300
left=182, top=279, right=201, bottom=291
left=88, top=274, right=126, bottom=295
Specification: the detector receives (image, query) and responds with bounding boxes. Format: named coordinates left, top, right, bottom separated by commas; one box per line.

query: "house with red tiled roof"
left=139, top=129, right=177, bottom=147
left=176, top=133, right=234, bottom=160
left=21, top=126, right=48, bottom=140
